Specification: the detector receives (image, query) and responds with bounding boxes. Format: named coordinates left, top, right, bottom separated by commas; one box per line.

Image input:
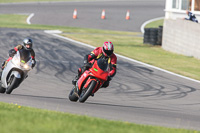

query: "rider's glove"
left=9, top=49, right=16, bottom=57
left=84, top=62, right=91, bottom=67
left=31, top=59, right=36, bottom=69
left=84, top=62, right=91, bottom=70
left=102, top=77, right=111, bottom=88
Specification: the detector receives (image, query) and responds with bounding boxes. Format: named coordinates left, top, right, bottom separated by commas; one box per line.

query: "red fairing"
left=90, top=61, right=109, bottom=81
left=77, top=70, right=90, bottom=91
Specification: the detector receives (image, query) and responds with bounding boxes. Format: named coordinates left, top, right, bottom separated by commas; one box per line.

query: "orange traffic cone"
left=101, top=9, right=105, bottom=19
left=126, top=10, right=130, bottom=20
left=73, top=9, right=77, bottom=19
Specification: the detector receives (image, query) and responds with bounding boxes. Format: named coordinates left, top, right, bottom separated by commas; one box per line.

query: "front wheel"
left=79, top=80, right=96, bottom=103
left=68, top=86, right=79, bottom=102
left=6, top=76, right=20, bottom=94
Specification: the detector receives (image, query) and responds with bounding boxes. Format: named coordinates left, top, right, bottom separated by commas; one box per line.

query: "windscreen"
left=97, top=57, right=109, bottom=71
left=19, top=49, right=32, bottom=63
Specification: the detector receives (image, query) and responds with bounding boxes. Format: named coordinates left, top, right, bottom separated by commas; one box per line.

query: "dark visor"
left=103, top=47, right=113, bottom=56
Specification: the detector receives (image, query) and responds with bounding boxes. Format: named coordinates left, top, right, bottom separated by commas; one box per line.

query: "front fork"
left=74, top=82, right=80, bottom=96
left=83, top=78, right=100, bottom=94
left=74, top=77, right=98, bottom=96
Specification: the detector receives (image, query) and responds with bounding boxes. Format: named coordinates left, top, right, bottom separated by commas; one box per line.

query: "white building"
left=162, top=0, right=200, bottom=59
left=165, top=0, right=200, bottom=20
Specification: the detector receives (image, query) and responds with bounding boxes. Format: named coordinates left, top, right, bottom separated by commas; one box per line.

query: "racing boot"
left=0, top=61, right=5, bottom=80
left=1, top=61, right=5, bottom=69
left=1, top=61, right=6, bottom=71
left=72, top=68, right=83, bottom=85
left=72, top=75, right=79, bottom=85
left=0, top=69, right=3, bottom=81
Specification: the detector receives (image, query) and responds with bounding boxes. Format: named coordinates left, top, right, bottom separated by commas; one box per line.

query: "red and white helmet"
left=102, top=41, right=114, bottom=57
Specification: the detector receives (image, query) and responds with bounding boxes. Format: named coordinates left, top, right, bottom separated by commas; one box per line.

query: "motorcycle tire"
left=6, top=76, right=20, bottom=94
left=69, top=86, right=79, bottom=102
left=79, top=80, right=96, bottom=103
left=0, top=82, right=6, bottom=93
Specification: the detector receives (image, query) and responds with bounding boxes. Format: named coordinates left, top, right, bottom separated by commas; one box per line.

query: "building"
left=162, top=0, right=200, bottom=59
left=165, top=0, right=200, bottom=20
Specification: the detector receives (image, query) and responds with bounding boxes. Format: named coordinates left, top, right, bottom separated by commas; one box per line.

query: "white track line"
left=140, top=17, right=164, bottom=34
left=26, top=13, right=34, bottom=25
left=44, top=31, right=200, bottom=84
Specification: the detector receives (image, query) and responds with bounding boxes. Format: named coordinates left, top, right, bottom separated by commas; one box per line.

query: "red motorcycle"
left=69, top=57, right=109, bottom=103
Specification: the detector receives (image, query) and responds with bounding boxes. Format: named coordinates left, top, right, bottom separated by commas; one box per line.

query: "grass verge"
left=0, top=102, right=199, bottom=133
left=145, top=19, right=164, bottom=28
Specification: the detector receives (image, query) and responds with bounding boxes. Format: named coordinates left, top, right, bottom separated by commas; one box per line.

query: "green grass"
left=0, top=102, right=199, bottom=133
left=0, top=14, right=200, bottom=80
left=145, top=19, right=164, bottom=28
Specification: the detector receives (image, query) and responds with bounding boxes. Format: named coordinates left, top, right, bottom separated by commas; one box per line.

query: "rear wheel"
left=6, top=76, right=20, bottom=94
left=68, top=86, right=79, bottom=102
left=79, top=80, right=96, bottom=103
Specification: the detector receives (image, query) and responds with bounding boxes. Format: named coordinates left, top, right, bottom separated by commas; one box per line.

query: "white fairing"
left=11, top=71, right=21, bottom=78
left=1, top=51, right=32, bottom=88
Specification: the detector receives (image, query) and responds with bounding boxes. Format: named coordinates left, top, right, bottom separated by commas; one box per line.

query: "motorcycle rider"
left=184, top=10, right=198, bottom=23
left=0, top=38, right=36, bottom=79
left=72, top=41, right=117, bottom=88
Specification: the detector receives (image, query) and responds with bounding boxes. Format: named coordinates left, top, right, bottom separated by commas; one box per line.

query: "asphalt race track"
left=1, top=1, right=200, bottom=131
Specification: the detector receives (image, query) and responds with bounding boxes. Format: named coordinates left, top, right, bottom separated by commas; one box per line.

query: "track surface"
left=0, top=1, right=165, bottom=32
left=0, top=28, right=200, bottom=130
left=0, top=1, right=200, bottom=131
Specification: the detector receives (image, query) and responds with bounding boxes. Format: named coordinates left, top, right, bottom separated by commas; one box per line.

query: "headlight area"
left=20, top=63, right=31, bottom=70
left=23, top=64, right=29, bottom=69
left=11, top=57, right=31, bottom=70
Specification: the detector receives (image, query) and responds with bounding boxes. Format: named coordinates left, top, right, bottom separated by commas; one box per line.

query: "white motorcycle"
left=0, top=49, right=33, bottom=94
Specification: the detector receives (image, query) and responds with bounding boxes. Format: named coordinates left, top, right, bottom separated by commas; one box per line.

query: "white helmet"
left=23, top=38, right=33, bottom=50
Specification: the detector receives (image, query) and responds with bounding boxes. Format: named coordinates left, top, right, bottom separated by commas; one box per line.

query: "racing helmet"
left=23, top=38, right=33, bottom=50
left=102, top=41, right=114, bottom=57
